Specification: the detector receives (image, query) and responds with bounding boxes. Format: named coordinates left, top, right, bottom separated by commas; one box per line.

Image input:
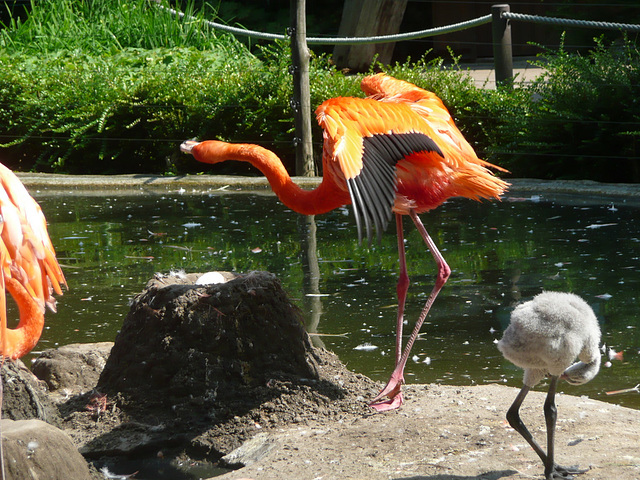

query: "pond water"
left=22, top=186, right=640, bottom=414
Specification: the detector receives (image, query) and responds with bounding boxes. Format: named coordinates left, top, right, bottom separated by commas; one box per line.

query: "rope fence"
left=502, top=11, right=640, bottom=32
left=493, top=6, right=640, bottom=84
left=153, top=2, right=494, bottom=45
left=154, top=1, right=640, bottom=173
left=157, top=3, right=640, bottom=45
left=156, top=1, right=640, bottom=95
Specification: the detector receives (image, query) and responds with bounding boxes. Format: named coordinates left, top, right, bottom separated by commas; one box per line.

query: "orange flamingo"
left=0, top=162, right=66, bottom=360
left=181, top=73, right=509, bottom=411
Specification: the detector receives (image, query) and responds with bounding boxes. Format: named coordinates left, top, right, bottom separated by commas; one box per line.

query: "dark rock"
left=31, top=342, right=113, bottom=396
left=78, top=420, right=186, bottom=458
left=1, top=360, right=62, bottom=426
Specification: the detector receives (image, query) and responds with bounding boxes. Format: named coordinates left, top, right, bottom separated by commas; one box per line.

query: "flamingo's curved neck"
left=193, top=142, right=350, bottom=215
left=1, top=277, right=44, bottom=360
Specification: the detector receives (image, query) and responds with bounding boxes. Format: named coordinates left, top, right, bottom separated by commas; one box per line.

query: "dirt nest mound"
left=89, top=271, right=378, bottom=459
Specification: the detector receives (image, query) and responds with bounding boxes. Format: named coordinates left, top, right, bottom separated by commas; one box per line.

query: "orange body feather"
left=316, top=73, right=508, bottom=216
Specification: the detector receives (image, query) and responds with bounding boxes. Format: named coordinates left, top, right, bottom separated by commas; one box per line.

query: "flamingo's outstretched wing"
left=316, top=95, right=444, bottom=245
left=361, top=73, right=508, bottom=173
left=0, top=162, right=66, bottom=359
left=318, top=74, right=509, bottom=244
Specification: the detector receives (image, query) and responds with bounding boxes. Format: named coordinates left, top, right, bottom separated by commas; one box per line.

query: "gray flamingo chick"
left=498, top=291, right=601, bottom=480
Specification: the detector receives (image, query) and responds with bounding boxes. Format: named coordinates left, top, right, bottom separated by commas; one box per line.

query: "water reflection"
left=27, top=189, right=640, bottom=410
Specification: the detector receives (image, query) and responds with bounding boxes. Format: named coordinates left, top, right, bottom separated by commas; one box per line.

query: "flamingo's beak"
left=180, top=140, right=200, bottom=154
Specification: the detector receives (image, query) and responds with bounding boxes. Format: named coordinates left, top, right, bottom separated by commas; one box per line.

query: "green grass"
left=0, top=0, right=232, bottom=52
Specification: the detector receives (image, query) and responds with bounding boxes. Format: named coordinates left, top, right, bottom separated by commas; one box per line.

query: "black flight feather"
left=347, top=132, right=444, bottom=245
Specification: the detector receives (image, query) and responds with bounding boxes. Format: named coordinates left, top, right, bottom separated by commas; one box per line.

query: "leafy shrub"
left=0, top=47, right=264, bottom=173
left=473, top=36, right=640, bottom=182
left=0, top=0, right=297, bottom=173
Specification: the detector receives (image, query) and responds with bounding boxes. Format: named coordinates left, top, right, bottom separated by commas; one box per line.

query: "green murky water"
left=24, top=188, right=640, bottom=412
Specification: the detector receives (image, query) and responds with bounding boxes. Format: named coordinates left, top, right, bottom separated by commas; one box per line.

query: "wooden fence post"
left=491, top=4, right=513, bottom=86
left=289, top=0, right=315, bottom=176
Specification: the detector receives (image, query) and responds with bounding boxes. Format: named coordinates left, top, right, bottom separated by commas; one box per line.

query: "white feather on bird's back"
left=498, top=291, right=601, bottom=387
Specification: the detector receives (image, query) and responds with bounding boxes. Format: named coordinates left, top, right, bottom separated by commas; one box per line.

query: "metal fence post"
left=492, top=4, right=513, bottom=86
left=289, top=0, right=315, bottom=176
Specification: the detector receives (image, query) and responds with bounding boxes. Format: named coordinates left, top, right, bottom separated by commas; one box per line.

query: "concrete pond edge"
left=15, top=173, right=640, bottom=204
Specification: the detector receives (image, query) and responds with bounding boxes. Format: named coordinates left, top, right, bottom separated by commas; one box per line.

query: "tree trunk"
left=333, top=0, right=408, bottom=72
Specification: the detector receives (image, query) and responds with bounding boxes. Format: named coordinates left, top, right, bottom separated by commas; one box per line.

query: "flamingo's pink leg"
left=394, top=213, right=409, bottom=365
left=370, top=210, right=451, bottom=412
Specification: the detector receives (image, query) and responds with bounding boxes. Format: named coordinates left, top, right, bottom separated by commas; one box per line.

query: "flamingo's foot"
left=369, top=369, right=404, bottom=412
left=369, top=390, right=403, bottom=412
left=546, top=464, right=589, bottom=480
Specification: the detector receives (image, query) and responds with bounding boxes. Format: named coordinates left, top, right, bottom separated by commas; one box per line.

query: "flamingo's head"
left=180, top=139, right=231, bottom=165
left=180, top=139, right=200, bottom=155
left=561, top=357, right=601, bottom=385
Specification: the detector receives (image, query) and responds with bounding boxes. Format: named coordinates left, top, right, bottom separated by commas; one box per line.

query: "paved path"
left=216, top=383, right=640, bottom=480
left=461, top=57, right=545, bottom=88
